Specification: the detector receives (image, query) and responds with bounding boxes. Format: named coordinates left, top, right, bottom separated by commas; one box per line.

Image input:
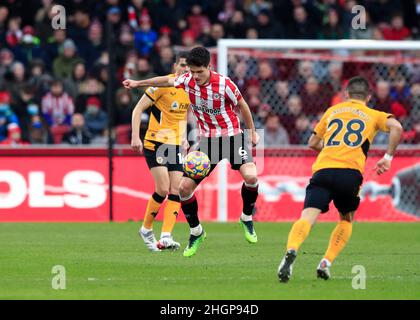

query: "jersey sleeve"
left=376, top=111, right=394, bottom=132
left=225, top=78, right=243, bottom=107
left=313, top=110, right=329, bottom=138
left=145, top=86, right=163, bottom=102
left=174, top=73, right=191, bottom=89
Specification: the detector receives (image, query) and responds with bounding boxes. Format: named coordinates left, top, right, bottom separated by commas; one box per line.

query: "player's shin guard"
left=287, top=218, right=312, bottom=251
left=241, top=182, right=259, bottom=216
left=143, top=192, right=166, bottom=229
left=324, top=220, right=353, bottom=264
left=161, top=194, right=180, bottom=234
left=181, top=194, right=200, bottom=229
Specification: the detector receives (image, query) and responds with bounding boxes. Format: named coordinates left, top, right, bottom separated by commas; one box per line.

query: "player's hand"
left=251, top=130, right=260, bottom=147
left=131, top=137, right=143, bottom=153
left=122, top=79, right=139, bottom=90
left=373, top=158, right=391, bottom=175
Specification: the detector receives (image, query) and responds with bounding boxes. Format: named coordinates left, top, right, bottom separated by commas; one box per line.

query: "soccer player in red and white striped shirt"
left=123, top=47, right=260, bottom=257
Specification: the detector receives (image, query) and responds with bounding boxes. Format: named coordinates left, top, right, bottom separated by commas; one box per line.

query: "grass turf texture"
left=0, top=222, right=419, bottom=300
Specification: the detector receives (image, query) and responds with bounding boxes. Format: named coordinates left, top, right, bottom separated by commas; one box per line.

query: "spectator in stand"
left=390, top=74, right=411, bottom=107
left=27, top=115, right=53, bottom=145
left=231, top=60, right=248, bottom=94
left=300, top=76, right=331, bottom=119
left=200, top=23, right=225, bottom=47
left=115, top=25, right=134, bottom=68
left=134, top=10, right=158, bottom=57
left=258, top=60, right=277, bottom=98
left=253, top=9, right=285, bottom=39
left=76, top=77, right=105, bottom=114
left=294, top=115, right=313, bottom=145
left=0, top=123, right=28, bottom=146
left=287, top=6, right=316, bottom=39
left=27, top=59, right=53, bottom=101
left=246, top=27, right=259, bottom=39
left=0, top=91, right=19, bottom=142
left=130, top=57, right=156, bottom=102
left=254, top=102, right=271, bottom=129
left=6, top=61, right=27, bottom=102
left=11, top=85, right=38, bottom=141
left=264, top=113, right=290, bottom=146
left=83, top=21, right=105, bottom=71
left=41, top=79, right=74, bottom=127
left=62, top=113, right=92, bottom=145
left=152, top=46, right=174, bottom=76
left=247, top=0, right=272, bottom=17
left=0, top=6, right=9, bottom=42
left=290, top=60, right=314, bottom=95
left=12, top=25, right=44, bottom=67
left=187, top=4, right=211, bottom=39
left=318, top=8, right=348, bottom=39
left=325, top=62, right=343, bottom=94
left=43, top=29, right=67, bottom=69
left=0, top=49, right=14, bottom=87
left=67, top=8, right=91, bottom=64
left=370, top=79, right=392, bottom=113
left=273, top=80, right=290, bottom=116
left=282, top=95, right=303, bottom=144
left=83, top=96, right=108, bottom=137
left=5, top=16, right=22, bottom=48
left=225, top=10, right=247, bottom=39
left=34, top=0, right=55, bottom=44
left=381, top=13, right=411, bottom=40
left=53, top=39, right=84, bottom=79
left=64, top=62, right=87, bottom=100
left=114, top=88, right=133, bottom=126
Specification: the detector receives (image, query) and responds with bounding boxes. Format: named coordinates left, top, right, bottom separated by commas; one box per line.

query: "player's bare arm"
left=131, top=94, right=154, bottom=153
left=308, top=134, right=324, bottom=152
left=373, top=117, right=403, bottom=175
left=123, top=76, right=175, bottom=89
left=238, top=98, right=260, bottom=146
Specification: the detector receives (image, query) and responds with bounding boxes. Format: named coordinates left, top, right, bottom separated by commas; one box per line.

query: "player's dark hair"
left=346, top=76, right=370, bottom=100
left=175, top=51, right=189, bottom=63
left=187, top=46, right=211, bottom=67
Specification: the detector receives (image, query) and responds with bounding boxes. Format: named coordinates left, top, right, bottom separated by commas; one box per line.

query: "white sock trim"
left=240, top=212, right=253, bottom=222
left=160, top=232, right=171, bottom=239
left=190, top=224, right=203, bottom=236
left=180, top=193, right=194, bottom=202
left=244, top=181, right=259, bottom=188
left=141, top=226, right=152, bottom=233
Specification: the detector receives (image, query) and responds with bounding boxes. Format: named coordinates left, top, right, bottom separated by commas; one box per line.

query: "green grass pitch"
left=0, top=222, right=419, bottom=300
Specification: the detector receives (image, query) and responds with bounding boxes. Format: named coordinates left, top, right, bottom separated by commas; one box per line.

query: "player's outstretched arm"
left=238, top=99, right=259, bottom=146
left=373, top=117, right=403, bottom=175
left=131, top=94, right=154, bottom=153
left=123, top=76, right=175, bottom=89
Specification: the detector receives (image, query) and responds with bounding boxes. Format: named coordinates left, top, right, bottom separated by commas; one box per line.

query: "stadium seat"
left=51, top=125, right=70, bottom=144
left=116, top=124, right=131, bottom=144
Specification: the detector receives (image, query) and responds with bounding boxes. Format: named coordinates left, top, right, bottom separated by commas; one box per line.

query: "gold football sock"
left=324, top=220, right=353, bottom=263
left=143, top=192, right=166, bottom=229
left=161, top=194, right=180, bottom=234
left=287, top=218, right=312, bottom=251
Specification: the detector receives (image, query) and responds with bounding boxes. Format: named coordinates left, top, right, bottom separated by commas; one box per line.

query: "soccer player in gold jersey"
left=278, top=76, right=403, bottom=282
left=131, top=52, right=190, bottom=252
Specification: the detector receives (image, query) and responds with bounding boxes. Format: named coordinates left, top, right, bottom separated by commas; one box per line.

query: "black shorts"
left=143, top=140, right=183, bottom=172
left=304, top=168, right=363, bottom=214
left=185, top=133, right=254, bottom=185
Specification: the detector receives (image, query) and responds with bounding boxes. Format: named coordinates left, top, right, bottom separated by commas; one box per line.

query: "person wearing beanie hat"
left=0, top=122, right=28, bottom=145
left=52, top=38, right=83, bottom=79
left=83, top=96, right=108, bottom=137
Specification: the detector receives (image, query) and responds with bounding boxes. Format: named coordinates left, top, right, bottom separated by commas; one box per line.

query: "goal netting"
left=211, top=40, right=420, bottom=222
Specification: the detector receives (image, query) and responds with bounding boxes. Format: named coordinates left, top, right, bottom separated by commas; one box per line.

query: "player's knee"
left=244, top=175, right=258, bottom=186
left=179, top=181, right=194, bottom=199
left=155, top=187, right=169, bottom=198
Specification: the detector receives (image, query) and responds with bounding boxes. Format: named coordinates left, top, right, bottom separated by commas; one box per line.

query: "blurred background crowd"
left=0, top=0, right=419, bottom=146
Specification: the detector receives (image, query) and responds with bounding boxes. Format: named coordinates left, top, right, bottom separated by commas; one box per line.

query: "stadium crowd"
left=0, top=0, right=419, bottom=146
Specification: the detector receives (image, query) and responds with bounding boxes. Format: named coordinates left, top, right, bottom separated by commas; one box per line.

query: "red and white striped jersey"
left=174, top=71, right=243, bottom=137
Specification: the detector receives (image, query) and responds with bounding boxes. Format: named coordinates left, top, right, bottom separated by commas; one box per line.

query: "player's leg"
left=179, top=176, right=207, bottom=257
left=140, top=166, right=170, bottom=252
left=277, top=208, right=321, bottom=282
left=278, top=170, right=331, bottom=282
left=157, top=170, right=183, bottom=250
left=317, top=211, right=355, bottom=280
left=238, top=162, right=259, bottom=244
left=317, top=169, right=362, bottom=280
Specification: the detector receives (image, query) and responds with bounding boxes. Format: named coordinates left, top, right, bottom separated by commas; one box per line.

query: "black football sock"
left=241, top=182, right=259, bottom=216
left=181, top=194, right=200, bottom=228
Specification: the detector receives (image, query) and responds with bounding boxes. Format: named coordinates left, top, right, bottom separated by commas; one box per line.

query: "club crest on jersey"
left=170, top=101, right=179, bottom=110
left=213, top=93, right=220, bottom=100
